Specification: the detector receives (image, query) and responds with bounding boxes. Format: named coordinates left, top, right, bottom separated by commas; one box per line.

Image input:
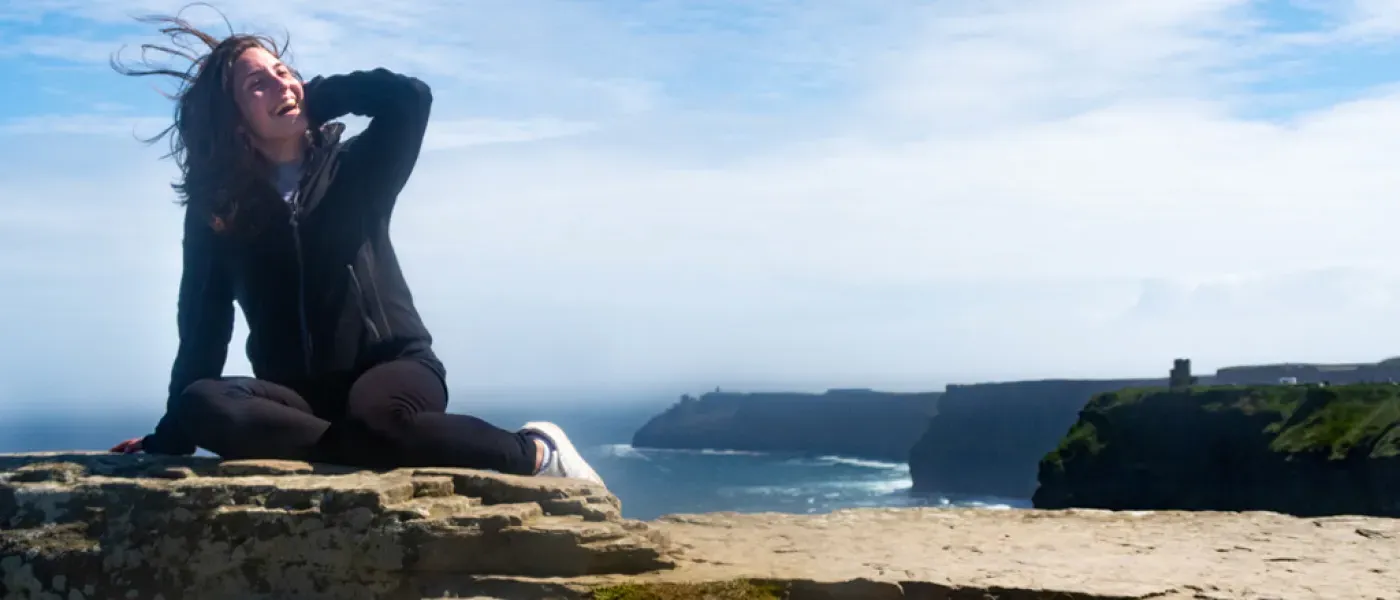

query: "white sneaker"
left=521, top=421, right=606, bottom=487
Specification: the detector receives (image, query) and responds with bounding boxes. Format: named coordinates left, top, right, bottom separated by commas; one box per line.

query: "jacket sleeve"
left=142, top=208, right=235, bottom=455
left=302, top=68, right=433, bottom=217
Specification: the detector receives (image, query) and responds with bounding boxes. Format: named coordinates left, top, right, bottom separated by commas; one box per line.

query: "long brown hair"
left=111, top=3, right=297, bottom=234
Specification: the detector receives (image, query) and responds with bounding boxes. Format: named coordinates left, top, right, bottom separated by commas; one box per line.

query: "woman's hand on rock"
left=109, top=437, right=144, bottom=454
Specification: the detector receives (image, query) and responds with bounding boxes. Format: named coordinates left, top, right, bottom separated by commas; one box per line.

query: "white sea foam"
left=617, top=446, right=770, bottom=457
left=718, top=485, right=807, bottom=498
left=815, top=455, right=909, bottom=471
left=596, top=444, right=648, bottom=460
left=829, top=477, right=913, bottom=495
left=589, top=441, right=1019, bottom=514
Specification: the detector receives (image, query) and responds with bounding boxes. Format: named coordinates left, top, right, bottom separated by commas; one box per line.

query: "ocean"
left=0, top=396, right=1029, bottom=520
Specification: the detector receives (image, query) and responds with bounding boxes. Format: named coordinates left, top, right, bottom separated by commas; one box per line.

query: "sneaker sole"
left=522, top=421, right=605, bottom=487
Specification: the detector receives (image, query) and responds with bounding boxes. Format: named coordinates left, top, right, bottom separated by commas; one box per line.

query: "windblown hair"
left=111, top=3, right=298, bottom=233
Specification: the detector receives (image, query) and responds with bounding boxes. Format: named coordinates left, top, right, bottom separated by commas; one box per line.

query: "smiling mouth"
left=273, top=98, right=301, bottom=117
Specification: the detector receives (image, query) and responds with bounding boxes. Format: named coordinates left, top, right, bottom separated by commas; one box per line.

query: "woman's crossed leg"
left=165, top=358, right=603, bottom=485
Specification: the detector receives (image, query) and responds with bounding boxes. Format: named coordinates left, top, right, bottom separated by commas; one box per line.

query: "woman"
left=106, top=11, right=603, bottom=486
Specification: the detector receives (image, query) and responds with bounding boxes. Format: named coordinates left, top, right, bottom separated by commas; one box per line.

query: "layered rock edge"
left=0, top=452, right=670, bottom=599
left=2, top=453, right=1396, bottom=600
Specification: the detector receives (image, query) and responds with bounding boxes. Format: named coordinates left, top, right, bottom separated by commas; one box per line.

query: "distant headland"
left=631, top=356, right=1400, bottom=507
left=631, top=387, right=938, bottom=463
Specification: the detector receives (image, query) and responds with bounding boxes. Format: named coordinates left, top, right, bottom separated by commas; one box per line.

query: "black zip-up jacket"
left=142, top=68, right=442, bottom=455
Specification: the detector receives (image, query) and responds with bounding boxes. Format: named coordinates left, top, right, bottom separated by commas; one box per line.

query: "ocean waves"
left=587, top=443, right=1018, bottom=517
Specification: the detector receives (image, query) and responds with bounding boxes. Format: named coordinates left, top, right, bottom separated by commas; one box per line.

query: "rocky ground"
left=1, top=452, right=1395, bottom=600
left=632, top=508, right=1399, bottom=599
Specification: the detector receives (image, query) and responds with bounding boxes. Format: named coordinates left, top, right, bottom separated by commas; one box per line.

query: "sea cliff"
left=906, top=378, right=1164, bottom=498
left=1033, top=383, right=1400, bottom=516
left=631, top=389, right=938, bottom=462
left=1, top=452, right=1396, bottom=599
left=906, top=357, right=1400, bottom=500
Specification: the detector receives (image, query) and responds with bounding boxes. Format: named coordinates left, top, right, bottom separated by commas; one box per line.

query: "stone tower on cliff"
left=1169, top=358, right=1197, bottom=389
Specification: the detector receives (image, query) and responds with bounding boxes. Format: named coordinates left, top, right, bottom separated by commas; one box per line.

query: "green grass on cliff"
left=1044, top=383, right=1400, bottom=466
left=1271, top=386, right=1400, bottom=459
left=1056, top=420, right=1106, bottom=457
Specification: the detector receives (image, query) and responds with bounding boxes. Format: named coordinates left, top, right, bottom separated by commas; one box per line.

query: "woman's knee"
left=173, top=377, right=252, bottom=424
left=174, top=378, right=227, bottom=414
left=341, top=399, right=416, bottom=442
left=341, top=395, right=443, bottom=451
left=344, top=361, right=447, bottom=425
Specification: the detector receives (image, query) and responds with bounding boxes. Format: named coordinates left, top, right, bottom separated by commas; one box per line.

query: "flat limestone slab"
left=0, top=452, right=676, bottom=600
left=612, top=507, right=1398, bottom=599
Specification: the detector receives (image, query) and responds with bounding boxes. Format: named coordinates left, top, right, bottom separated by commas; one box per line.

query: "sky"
left=5, top=0, right=1400, bottom=410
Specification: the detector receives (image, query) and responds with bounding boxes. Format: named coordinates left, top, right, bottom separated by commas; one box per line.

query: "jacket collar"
left=295, top=121, right=347, bottom=216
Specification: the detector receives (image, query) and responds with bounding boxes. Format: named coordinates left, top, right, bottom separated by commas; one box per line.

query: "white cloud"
left=5, top=1, right=1400, bottom=407
left=424, top=118, right=599, bottom=151
left=1332, top=0, right=1400, bottom=38
left=0, top=35, right=130, bottom=63
left=0, top=113, right=171, bottom=136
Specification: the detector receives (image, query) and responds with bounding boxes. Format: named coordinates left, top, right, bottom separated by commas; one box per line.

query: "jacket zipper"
left=346, top=264, right=382, bottom=341
left=361, top=244, right=394, bottom=338
left=289, top=178, right=313, bottom=376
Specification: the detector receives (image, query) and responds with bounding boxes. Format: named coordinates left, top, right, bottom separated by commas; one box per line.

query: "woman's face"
left=230, top=46, right=306, bottom=150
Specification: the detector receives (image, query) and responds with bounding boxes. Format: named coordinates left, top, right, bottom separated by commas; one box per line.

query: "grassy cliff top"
left=1044, top=383, right=1400, bottom=468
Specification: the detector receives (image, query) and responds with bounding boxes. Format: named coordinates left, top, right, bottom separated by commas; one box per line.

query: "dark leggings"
left=171, top=358, right=538, bottom=474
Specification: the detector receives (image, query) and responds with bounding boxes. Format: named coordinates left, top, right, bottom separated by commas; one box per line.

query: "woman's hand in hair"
left=300, top=75, right=328, bottom=127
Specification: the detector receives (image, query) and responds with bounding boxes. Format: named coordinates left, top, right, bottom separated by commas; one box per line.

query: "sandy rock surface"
left=629, top=508, right=1400, bottom=599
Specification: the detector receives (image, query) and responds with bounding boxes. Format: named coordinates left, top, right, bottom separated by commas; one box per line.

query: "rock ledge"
left=0, top=452, right=673, bottom=600
left=2, top=452, right=1397, bottom=600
